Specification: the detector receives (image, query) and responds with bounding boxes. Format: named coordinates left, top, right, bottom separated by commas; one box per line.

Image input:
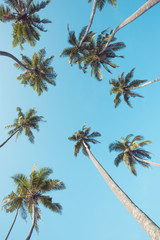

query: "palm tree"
left=2, top=191, right=27, bottom=240
left=68, top=123, right=160, bottom=239
left=100, top=0, right=160, bottom=54
left=79, top=0, right=117, bottom=47
left=109, top=134, right=160, bottom=175
left=79, top=29, right=125, bottom=81
left=0, top=0, right=51, bottom=49
left=0, top=107, right=44, bottom=147
left=14, top=49, right=57, bottom=95
left=60, top=25, right=96, bottom=70
left=110, top=69, right=160, bottom=108
left=11, top=165, right=65, bottom=240
left=109, top=68, right=147, bottom=108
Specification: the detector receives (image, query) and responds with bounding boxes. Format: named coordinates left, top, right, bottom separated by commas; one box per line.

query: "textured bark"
left=0, top=127, right=21, bottom=148
left=5, top=207, right=19, bottom=240
left=83, top=141, right=160, bottom=240
left=78, top=0, right=98, bottom=47
left=129, top=78, right=160, bottom=90
left=25, top=204, right=35, bottom=240
left=100, top=0, right=160, bottom=54
left=0, top=51, right=31, bottom=71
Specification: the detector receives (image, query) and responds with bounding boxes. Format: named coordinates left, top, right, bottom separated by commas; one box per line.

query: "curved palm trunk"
left=25, top=204, right=35, bottom=240
left=100, top=0, right=160, bottom=54
left=0, top=51, right=31, bottom=71
left=78, top=0, right=98, bottom=47
left=129, top=78, right=160, bottom=90
left=0, top=127, right=21, bottom=148
left=5, top=207, right=19, bottom=240
left=83, top=141, right=160, bottom=240
left=131, top=153, right=160, bottom=168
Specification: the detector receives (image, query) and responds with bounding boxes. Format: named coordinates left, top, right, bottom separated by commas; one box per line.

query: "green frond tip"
left=68, top=123, right=101, bottom=157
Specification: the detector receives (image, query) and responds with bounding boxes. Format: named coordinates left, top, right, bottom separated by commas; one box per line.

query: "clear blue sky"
left=0, top=0, right=160, bottom=239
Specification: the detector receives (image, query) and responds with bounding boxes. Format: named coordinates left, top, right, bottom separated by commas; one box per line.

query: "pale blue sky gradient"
left=0, top=0, right=160, bottom=239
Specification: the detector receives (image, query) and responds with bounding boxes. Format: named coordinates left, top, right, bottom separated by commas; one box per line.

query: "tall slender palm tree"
left=109, top=68, right=147, bottom=108
left=14, top=49, right=57, bottom=95
left=79, top=29, right=125, bottom=81
left=68, top=123, right=160, bottom=240
left=79, top=0, right=117, bottom=47
left=2, top=191, right=27, bottom=240
left=11, top=165, right=65, bottom=240
left=1, top=107, right=44, bottom=147
left=109, top=134, right=160, bottom=176
left=0, top=0, right=51, bottom=49
left=100, top=0, right=160, bottom=54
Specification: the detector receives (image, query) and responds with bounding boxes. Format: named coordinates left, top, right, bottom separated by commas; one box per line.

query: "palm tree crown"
left=0, top=0, right=51, bottom=49
left=5, top=107, right=44, bottom=143
left=109, top=68, right=147, bottom=108
left=14, top=49, right=57, bottom=96
left=61, top=28, right=125, bottom=81
left=68, top=123, right=101, bottom=157
left=60, top=25, right=96, bottom=69
left=3, top=165, right=65, bottom=237
left=79, top=29, right=125, bottom=81
left=88, top=0, right=117, bottom=11
left=109, top=134, right=152, bottom=175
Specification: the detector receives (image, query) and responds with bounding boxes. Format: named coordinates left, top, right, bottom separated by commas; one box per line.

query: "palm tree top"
left=61, top=27, right=125, bottom=81
left=79, top=29, right=125, bottom=80
left=88, top=0, right=117, bottom=11
left=109, top=134, right=152, bottom=175
left=14, top=48, right=57, bottom=96
left=109, top=68, right=147, bottom=108
left=0, top=0, right=51, bottom=48
left=10, top=164, right=65, bottom=232
left=5, top=107, right=44, bottom=143
left=68, top=123, right=101, bottom=157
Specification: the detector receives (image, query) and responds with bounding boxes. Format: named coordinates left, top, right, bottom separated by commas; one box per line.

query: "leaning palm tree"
left=79, top=29, right=125, bottom=81
left=2, top=191, right=27, bottom=240
left=14, top=49, right=57, bottom=95
left=100, top=0, right=160, bottom=54
left=68, top=123, right=160, bottom=239
left=11, top=165, right=65, bottom=240
left=79, top=0, right=117, bottom=47
left=0, top=0, right=51, bottom=49
left=109, top=134, right=160, bottom=175
left=0, top=107, right=44, bottom=148
left=109, top=68, right=147, bottom=108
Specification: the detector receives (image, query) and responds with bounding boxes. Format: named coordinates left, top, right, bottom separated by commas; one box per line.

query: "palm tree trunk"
left=83, top=141, right=160, bottom=240
left=25, top=204, right=36, bottom=240
left=0, top=51, right=31, bottom=71
left=100, top=0, right=160, bottom=54
left=129, top=78, right=160, bottom=90
left=5, top=207, right=19, bottom=240
left=78, top=0, right=98, bottom=47
left=0, top=127, right=21, bottom=148
left=131, top=153, right=160, bottom=168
